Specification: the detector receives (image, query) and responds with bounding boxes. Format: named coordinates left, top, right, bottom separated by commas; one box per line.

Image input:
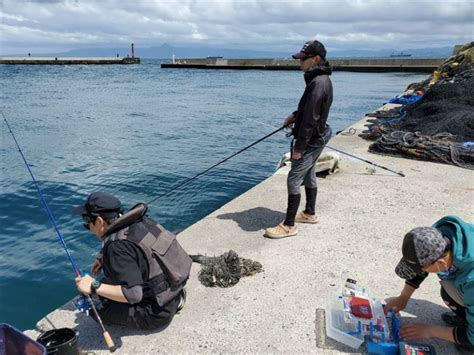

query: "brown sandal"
left=264, top=223, right=297, bottom=239
left=295, top=212, right=320, bottom=224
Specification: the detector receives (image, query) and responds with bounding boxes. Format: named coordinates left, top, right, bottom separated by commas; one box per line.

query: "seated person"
left=386, top=215, right=473, bottom=351
left=74, top=192, right=191, bottom=330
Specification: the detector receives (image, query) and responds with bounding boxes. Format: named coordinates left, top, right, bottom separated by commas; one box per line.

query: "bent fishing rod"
left=2, top=112, right=116, bottom=352
left=146, top=125, right=285, bottom=205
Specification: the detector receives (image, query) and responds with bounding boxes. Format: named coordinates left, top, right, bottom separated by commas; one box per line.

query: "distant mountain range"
left=2, top=43, right=455, bottom=59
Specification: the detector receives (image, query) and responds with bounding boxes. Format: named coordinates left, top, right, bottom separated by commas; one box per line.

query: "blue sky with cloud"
left=0, top=0, right=472, bottom=54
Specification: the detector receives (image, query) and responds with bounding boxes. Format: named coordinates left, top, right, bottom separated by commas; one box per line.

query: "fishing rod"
left=2, top=111, right=116, bottom=352
left=249, top=117, right=405, bottom=177
left=146, top=125, right=285, bottom=205
left=325, top=145, right=405, bottom=177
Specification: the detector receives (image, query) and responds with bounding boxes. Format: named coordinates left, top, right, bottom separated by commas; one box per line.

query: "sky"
left=0, top=0, right=473, bottom=55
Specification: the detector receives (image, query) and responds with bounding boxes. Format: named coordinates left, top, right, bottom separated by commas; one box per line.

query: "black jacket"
left=292, top=63, right=333, bottom=152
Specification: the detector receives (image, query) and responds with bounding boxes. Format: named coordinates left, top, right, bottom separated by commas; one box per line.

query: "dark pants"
left=284, top=145, right=325, bottom=226
left=440, top=282, right=466, bottom=320
left=440, top=280, right=473, bottom=347
left=91, top=295, right=179, bottom=331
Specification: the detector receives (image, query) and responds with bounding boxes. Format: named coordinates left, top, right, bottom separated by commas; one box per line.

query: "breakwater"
left=0, top=57, right=140, bottom=65
left=162, top=58, right=443, bottom=72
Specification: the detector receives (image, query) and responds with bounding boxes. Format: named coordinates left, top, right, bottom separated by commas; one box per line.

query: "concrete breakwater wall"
left=162, top=58, right=443, bottom=72
left=0, top=57, right=140, bottom=65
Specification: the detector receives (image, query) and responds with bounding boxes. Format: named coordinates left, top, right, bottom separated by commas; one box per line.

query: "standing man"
left=265, top=40, right=333, bottom=239
left=386, top=215, right=474, bottom=352
left=74, top=192, right=191, bottom=330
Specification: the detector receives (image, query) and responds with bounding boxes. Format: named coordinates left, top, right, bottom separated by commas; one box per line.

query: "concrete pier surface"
left=0, top=57, right=140, bottom=65
left=161, top=58, right=443, bottom=72
left=25, top=106, right=473, bottom=353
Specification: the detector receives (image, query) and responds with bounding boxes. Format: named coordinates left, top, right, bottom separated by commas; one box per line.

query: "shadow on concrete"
left=217, top=207, right=286, bottom=232
left=70, top=311, right=174, bottom=352
left=401, top=297, right=451, bottom=323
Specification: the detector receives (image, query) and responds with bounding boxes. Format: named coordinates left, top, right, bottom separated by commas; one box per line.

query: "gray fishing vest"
left=101, top=203, right=192, bottom=306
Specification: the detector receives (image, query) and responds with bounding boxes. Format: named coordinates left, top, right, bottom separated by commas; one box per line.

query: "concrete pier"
left=25, top=104, right=473, bottom=353
left=0, top=57, right=140, bottom=65
left=161, top=58, right=443, bottom=72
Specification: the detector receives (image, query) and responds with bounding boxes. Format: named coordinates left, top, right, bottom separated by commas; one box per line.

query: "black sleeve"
left=405, top=273, right=428, bottom=289
left=102, top=241, right=146, bottom=288
left=293, top=81, right=324, bottom=152
left=121, top=285, right=144, bottom=304
left=453, top=326, right=471, bottom=345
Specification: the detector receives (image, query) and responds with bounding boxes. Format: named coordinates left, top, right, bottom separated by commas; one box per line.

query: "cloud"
left=0, top=0, right=472, bottom=54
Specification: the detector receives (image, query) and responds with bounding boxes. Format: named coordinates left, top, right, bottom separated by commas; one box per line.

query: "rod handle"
left=103, top=331, right=116, bottom=352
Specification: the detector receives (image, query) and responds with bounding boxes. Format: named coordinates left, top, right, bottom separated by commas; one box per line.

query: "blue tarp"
left=389, top=94, right=423, bottom=105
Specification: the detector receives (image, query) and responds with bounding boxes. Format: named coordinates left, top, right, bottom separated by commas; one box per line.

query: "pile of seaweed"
left=360, top=42, right=474, bottom=169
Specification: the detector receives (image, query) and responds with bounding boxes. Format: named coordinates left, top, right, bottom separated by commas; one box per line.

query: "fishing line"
left=2, top=111, right=116, bottom=352
left=146, top=126, right=285, bottom=205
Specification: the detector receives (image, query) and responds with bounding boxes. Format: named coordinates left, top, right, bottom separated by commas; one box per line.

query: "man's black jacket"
left=292, top=64, right=333, bottom=152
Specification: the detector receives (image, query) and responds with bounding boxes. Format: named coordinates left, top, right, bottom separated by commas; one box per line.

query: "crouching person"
left=74, top=192, right=191, bottom=330
left=386, top=215, right=474, bottom=352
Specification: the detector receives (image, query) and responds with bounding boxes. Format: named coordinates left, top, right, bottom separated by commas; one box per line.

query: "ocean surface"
left=0, top=59, right=426, bottom=330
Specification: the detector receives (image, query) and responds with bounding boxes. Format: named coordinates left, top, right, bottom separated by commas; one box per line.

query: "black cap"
left=395, top=227, right=448, bottom=280
left=292, top=40, right=327, bottom=60
left=73, top=192, right=122, bottom=216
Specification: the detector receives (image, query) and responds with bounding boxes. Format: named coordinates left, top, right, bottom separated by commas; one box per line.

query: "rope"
left=370, top=130, right=474, bottom=169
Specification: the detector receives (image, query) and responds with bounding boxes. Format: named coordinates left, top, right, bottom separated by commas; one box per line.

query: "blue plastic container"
left=366, top=311, right=436, bottom=355
left=0, top=323, right=46, bottom=355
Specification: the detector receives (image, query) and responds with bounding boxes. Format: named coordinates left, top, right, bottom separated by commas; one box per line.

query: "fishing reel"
left=73, top=295, right=92, bottom=315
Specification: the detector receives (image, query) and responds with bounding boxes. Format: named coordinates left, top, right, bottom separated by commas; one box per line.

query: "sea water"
left=0, top=59, right=426, bottom=329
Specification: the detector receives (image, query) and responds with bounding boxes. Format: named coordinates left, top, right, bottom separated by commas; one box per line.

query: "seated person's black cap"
left=292, top=40, right=327, bottom=60
left=73, top=192, right=122, bottom=215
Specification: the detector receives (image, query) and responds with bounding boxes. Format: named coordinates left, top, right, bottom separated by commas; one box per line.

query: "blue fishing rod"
left=2, top=111, right=116, bottom=352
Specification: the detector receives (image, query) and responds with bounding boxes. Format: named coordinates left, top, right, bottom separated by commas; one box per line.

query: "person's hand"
left=75, top=274, right=95, bottom=295
left=400, top=323, right=434, bottom=342
left=283, top=114, right=296, bottom=128
left=292, top=151, right=303, bottom=160
left=91, top=259, right=102, bottom=275
left=384, top=295, right=410, bottom=314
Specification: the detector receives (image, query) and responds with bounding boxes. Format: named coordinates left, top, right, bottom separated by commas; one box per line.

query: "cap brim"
left=395, top=258, right=424, bottom=280
left=72, top=205, right=87, bottom=215
left=292, top=52, right=308, bottom=59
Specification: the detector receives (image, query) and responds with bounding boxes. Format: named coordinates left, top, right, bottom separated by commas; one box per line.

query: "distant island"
left=0, top=43, right=453, bottom=59
left=390, top=52, right=412, bottom=58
